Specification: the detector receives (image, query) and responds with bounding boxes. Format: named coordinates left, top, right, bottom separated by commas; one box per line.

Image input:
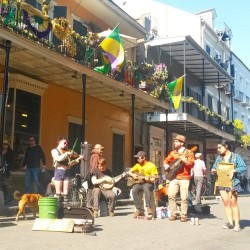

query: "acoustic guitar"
left=127, top=175, right=159, bottom=187
left=99, top=172, right=127, bottom=190
left=165, top=146, right=197, bottom=181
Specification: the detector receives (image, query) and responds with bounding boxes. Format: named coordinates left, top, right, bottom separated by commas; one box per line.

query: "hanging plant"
left=241, top=134, right=250, bottom=148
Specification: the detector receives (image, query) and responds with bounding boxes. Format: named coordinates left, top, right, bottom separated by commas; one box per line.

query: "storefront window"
left=5, top=88, right=41, bottom=170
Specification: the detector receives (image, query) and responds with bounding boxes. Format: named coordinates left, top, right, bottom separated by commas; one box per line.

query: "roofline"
left=104, top=0, right=149, bottom=37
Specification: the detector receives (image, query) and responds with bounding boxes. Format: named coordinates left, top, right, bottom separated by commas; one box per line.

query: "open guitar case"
left=58, top=205, right=94, bottom=225
left=188, top=204, right=210, bottom=215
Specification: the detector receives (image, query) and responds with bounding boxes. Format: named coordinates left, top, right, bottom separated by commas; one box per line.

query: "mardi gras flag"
left=100, top=26, right=124, bottom=73
left=94, top=53, right=111, bottom=74
left=167, top=75, right=184, bottom=110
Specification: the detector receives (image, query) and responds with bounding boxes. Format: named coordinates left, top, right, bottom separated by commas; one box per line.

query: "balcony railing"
left=0, top=2, right=170, bottom=103
left=185, top=104, right=234, bottom=135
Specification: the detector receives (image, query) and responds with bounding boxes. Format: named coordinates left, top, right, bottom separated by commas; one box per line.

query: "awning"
left=98, top=30, right=137, bottom=49
left=147, top=112, right=235, bottom=141
left=147, top=36, right=234, bottom=85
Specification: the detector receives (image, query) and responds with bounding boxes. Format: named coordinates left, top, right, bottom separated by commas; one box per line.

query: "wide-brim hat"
left=174, top=135, right=186, bottom=143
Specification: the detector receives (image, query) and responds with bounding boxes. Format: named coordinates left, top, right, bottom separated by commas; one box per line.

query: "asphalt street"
left=0, top=197, right=250, bottom=250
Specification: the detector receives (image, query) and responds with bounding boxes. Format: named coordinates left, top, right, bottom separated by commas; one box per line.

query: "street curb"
left=1, top=194, right=249, bottom=217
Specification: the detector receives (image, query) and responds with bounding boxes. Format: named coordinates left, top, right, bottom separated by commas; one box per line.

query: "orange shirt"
left=163, top=148, right=195, bottom=180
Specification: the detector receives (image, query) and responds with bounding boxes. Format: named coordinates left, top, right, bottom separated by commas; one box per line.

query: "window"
left=206, top=44, right=211, bottom=55
left=112, top=133, right=124, bottom=176
left=226, top=106, right=230, bottom=120
left=52, top=6, right=67, bottom=47
left=25, top=0, right=42, bottom=10
left=68, top=122, right=83, bottom=177
left=5, top=89, right=42, bottom=170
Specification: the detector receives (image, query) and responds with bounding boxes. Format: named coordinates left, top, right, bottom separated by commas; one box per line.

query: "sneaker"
left=93, top=210, right=99, bottom=218
left=109, top=211, right=115, bottom=217
left=233, top=226, right=241, bottom=232
left=222, top=223, right=234, bottom=229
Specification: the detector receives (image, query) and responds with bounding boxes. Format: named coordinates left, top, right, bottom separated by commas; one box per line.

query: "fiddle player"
left=128, top=151, right=158, bottom=218
left=51, top=137, right=84, bottom=203
left=163, top=135, right=195, bottom=222
left=211, top=140, right=246, bottom=232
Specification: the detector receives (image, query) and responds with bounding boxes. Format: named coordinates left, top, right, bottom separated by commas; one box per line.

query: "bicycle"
left=190, top=176, right=212, bottom=198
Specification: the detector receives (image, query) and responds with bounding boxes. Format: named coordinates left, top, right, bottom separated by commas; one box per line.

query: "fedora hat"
left=174, top=134, right=186, bottom=143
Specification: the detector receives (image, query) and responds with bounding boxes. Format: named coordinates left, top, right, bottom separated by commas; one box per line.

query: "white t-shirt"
left=193, top=159, right=206, bottom=177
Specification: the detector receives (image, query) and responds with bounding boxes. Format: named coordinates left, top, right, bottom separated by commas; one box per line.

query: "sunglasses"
left=29, top=139, right=35, bottom=141
left=3, top=143, right=8, bottom=145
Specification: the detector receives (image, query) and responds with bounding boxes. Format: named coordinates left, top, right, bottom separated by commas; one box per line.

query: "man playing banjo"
left=91, top=157, right=124, bottom=218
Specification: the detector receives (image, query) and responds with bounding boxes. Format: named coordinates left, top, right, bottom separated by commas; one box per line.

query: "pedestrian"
left=128, top=151, right=158, bottom=218
left=211, top=140, right=247, bottom=232
left=163, top=135, right=195, bottom=222
left=86, top=143, right=104, bottom=209
left=192, top=153, right=206, bottom=205
left=91, top=157, right=124, bottom=218
left=22, top=136, right=46, bottom=194
left=51, top=137, right=83, bottom=203
left=1, top=140, right=14, bottom=203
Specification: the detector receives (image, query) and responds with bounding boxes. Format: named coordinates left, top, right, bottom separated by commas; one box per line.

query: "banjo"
left=99, top=172, right=127, bottom=190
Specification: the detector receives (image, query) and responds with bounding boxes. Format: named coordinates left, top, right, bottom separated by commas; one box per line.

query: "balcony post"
left=131, top=94, right=135, bottom=165
left=82, top=73, right=86, bottom=143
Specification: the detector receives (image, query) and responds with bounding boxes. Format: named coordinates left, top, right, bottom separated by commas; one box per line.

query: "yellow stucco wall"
left=41, top=83, right=132, bottom=169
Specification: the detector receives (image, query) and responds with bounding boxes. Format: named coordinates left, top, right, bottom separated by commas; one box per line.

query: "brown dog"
left=13, top=190, right=42, bottom=221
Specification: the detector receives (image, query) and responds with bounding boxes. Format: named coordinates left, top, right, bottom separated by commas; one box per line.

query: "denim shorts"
left=54, top=169, right=69, bottom=181
left=217, top=183, right=244, bottom=193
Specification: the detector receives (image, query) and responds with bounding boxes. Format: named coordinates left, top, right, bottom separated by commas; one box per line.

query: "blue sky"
left=156, top=0, right=250, bottom=69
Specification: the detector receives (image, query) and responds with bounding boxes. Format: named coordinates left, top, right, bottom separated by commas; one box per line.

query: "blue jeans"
left=25, top=168, right=43, bottom=194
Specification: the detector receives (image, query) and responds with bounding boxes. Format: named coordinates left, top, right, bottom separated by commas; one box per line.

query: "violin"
left=61, top=148, right=80, bottom=159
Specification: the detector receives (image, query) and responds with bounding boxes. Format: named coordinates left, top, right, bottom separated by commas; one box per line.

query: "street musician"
left=128, top=151, right=158, bottom=218
left=51, top=137, right=84, bottom=202
left=211, top=140, right=246, bottom=232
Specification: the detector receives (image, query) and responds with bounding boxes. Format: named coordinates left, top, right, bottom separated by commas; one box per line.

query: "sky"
left=114, top=0, right=250, bottom=69
left=155, top=0, right=250, bottom=69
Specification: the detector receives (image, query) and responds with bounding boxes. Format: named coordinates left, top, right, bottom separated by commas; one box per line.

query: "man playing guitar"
left=128, top=151, right=158, bottom=218
left=163, top=134, right=195, bottom=222
left=91, top=157, right=124, bottom=218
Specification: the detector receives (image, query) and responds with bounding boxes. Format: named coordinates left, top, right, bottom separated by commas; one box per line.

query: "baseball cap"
left=134, top=151, right=147, bottom=158
left=94, top=144, right=104, bottom=150
left=195, top=153, right=202, bottom=158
